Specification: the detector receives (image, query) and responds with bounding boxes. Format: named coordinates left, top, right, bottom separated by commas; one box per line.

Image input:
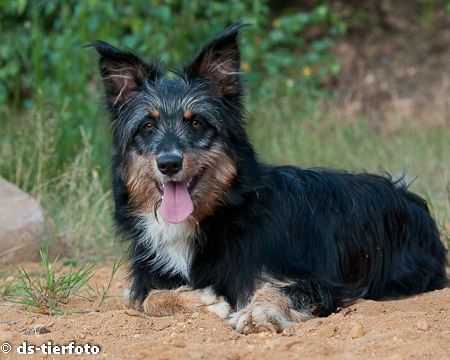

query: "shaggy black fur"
left=89, top=23, right=448, bottom=324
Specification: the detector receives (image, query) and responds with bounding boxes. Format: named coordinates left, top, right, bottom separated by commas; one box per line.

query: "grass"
left=0, top=274, right=18, bottom=301
left=6, top=249, right=96, bottom=315
left=1, top=249, right=125, bottom=315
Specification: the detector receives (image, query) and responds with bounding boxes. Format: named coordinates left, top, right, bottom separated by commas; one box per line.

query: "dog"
left=89, top=23, right=448, bottom=334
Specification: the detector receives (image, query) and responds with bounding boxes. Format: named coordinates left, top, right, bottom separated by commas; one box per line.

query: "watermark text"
left=1, top=341, right=100, bottom=355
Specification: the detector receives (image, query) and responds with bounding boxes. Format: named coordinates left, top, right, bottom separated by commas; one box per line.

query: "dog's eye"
left=191, top=120, right=202, bottom=128
left=143, top=122, right=153, bottom=131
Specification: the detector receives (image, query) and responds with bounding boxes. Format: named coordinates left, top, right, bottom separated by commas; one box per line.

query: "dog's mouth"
left=155, top=174, right=201, bottom=224
left=155, top=175, right=199, bottom=196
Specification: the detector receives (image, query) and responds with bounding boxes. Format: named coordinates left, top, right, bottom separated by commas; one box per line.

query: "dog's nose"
left=157, top=154, right=183, bottom=176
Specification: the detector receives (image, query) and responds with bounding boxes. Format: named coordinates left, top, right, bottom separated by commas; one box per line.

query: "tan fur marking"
left=251, top=286, right=291, bottom=314
left=184, top=149, right=237, bottom=221
left=143, top=290, right=203, bottom=316
left=149, top=107, right=159, bottom=118
left=119, top=153, right=160, bottom=214
left=143, top=287, right=230, bottom=318
left=183, top=109, right=193, bottom=119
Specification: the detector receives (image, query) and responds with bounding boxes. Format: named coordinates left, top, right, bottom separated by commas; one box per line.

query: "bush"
left=0, top=1, right=345, bottom=104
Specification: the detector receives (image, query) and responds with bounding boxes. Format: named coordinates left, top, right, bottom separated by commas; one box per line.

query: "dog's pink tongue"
left=160, top=181, right=194, bottom=224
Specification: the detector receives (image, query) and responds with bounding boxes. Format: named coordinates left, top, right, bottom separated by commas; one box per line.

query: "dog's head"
left=89, top=23, right=250, bottom=224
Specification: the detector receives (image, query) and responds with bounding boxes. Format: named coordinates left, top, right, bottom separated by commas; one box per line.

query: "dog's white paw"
left=228, top=304, right=292, bottom=334
left=201, top=287, right=231, bottom=318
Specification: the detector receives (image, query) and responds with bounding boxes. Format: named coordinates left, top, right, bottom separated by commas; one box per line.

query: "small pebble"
left=417, top=321, right=429, bottom=331
left=226, top=353, right=240, bottom=360
left=124, top=309, right=147, bottom=318
left=35, top=327, right=51, bottom=334
left=337, top=306, right=355, bottom=316
left=229, top=331, right=240, bottom=340
left=258, top=332, right=271, bottom=338
left=172, top=340, right=185, bottom=348
left=282, top=328, right=293, bottom=337
left=191, top=312, right=199, bottom=319
left=21, top=325, right=51, bottom=335
left=349, top=324, right=364, bottom=339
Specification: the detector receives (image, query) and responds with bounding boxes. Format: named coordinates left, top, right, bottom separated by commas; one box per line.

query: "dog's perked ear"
left=86, top=41, right=160, bottom=107
left=184, top=22, right=250, bottom=97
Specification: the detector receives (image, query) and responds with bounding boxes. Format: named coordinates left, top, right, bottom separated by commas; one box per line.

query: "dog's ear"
left=86, top=41, right=159, bottom=106
left=184, top=23, right=250, bottom=97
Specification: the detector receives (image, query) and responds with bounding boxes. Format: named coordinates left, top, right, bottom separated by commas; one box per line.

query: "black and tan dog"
left=89, top=23, right=447, bottom=334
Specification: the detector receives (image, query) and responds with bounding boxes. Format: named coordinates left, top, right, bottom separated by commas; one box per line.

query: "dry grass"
left=0, top=108, right=114, bottom=260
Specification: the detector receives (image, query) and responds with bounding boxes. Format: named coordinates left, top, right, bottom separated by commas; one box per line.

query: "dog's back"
left=264, top=167, right=447, bottom=299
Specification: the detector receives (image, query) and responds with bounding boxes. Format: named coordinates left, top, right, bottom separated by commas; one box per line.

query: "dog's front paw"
left=227, top=283, right=313, bottom=334
left=228, top=305, right=292, bottom=334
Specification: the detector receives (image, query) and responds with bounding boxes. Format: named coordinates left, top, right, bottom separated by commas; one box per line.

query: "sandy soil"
left=1, top=264, right=449, bottom=360
left=327, top=4, right=450, bottom=132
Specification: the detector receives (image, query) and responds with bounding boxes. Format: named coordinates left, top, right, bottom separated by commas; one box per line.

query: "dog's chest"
left=137, top=214, right=197, bottom=281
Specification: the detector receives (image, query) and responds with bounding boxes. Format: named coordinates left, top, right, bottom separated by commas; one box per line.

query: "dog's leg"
left=227, top=283, right=311, bottom=334
left=142, top=286, right=231, bottom=318
left=228, top=278, right=336, bottom=334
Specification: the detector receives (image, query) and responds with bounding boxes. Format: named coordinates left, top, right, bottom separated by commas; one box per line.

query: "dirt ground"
left=0, top=264, right=450, bottom=360
left=327, top=3, right=450, bottom=132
